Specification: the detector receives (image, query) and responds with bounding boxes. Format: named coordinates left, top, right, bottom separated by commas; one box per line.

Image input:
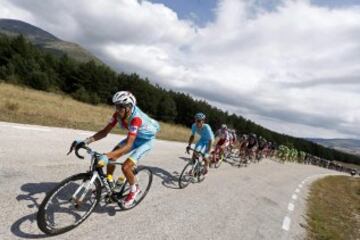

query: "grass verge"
left=0, top=82, right=190, bottom=142
left=306, top=175, right=360, bottom=240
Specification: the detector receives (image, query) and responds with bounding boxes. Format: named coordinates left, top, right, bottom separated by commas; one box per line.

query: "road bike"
left=211, top=147, right=225, bottom=169
left=178, top=148, right=207, bottom=189
left=36, top=142, right=153, bottom=235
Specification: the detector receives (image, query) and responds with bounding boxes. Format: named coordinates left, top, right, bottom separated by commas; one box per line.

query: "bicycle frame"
left=68, top=145, right=127, bottom=205
left=188, top=148, right=206, bottom=175
left=37, top=143, right=154, bottom=235
left=192, top=157, right=202, bottom=175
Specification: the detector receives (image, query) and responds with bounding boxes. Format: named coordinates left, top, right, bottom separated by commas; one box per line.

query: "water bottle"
left=106, top=174, right=115, bottom=189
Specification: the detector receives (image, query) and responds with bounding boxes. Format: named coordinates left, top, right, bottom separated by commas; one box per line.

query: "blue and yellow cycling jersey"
left=109, top=106, right=160, bottom=140
left=191, top=123, right=214, bottom=142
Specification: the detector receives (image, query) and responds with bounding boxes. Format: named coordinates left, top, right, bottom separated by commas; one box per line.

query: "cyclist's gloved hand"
left=75, top=140, right=86, bottom=147
left=68, top=140, right=86, bottom=155
left=74, top=137, right=94, bottom=148
left=97, top=154, right=109, bottom=167
left=186, top=145, right=191, bottom=154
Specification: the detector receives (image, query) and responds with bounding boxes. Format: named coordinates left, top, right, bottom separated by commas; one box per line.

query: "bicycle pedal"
left=105, top=196, right=113, bottom=204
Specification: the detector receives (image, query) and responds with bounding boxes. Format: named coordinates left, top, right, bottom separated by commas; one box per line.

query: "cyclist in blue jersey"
left=186, top=112, right=214, bottom=175
left=74, top=91, right=160, bottom=207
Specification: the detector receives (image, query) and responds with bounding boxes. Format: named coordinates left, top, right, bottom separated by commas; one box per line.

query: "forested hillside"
left=0, top=19, right=101, bottom=63
left=0, top=34, right=359, bottom=165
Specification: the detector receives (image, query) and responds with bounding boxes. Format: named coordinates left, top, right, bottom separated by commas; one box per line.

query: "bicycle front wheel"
left=37, top=172, right=101, bottom=235
left=179, top=162, right=195, bottom=189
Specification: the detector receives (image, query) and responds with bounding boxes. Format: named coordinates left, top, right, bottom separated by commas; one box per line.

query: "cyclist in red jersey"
left=211, top=124, right=230, bottom=166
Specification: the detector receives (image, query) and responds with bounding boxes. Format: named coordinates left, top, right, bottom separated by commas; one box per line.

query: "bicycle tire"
left=197, top=166, right=206, bottom=183
left=119, top=167, right=153, bottom=210
left=37, top=172, right=101, bottom=235
left=179, top=162, right=195, bottom=189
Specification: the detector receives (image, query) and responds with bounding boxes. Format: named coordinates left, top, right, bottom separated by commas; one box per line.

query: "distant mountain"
left=0, top=18, right=102, bottom=64
left=308, top=138, right=360, bottom=156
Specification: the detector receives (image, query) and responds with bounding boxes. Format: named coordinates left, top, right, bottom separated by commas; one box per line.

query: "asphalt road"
left=0, top=122, right=343, bottom=240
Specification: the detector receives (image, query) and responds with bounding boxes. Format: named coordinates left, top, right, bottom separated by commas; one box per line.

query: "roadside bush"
left=28, top=71, right=50, bottom=90
left=72, top=86, right=90, bottom=103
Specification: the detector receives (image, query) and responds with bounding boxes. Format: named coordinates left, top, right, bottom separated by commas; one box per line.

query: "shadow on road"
left=143, top=156, right=194, bottom=190
left=11, top=164, right=188, bottom=238
left=145, top=166, right=181, bottom=189
left=178, top=156, right=191, bottom=162
left=10, top=183, right=57, bottom=239
left=11, top=182, right=120, bottom=239
left=11, top=213, right=50, bottom=239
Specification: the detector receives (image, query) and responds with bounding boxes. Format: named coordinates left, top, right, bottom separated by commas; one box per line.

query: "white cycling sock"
left=130, top=184, right=137, bottom=192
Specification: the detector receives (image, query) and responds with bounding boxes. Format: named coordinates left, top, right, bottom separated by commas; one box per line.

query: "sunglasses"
left=115, top=104, right=127, bottom=110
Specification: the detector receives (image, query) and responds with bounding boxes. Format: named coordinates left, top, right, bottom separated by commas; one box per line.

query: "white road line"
left=12, top=126, right=51, bottom=132
left=288, top=203, right=295, bottom=211
left=282, top=216, right=291, bottom=231
left=281, top=173, right=344, bottom=235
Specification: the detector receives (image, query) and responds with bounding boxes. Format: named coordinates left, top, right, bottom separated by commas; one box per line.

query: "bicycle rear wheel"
left=214, top=153, right=224, bottom=168
left=179, top=162, right=195, bottom=189
left=197, top=165, right=206, bottom=183
left=37, top=173, right=101, bottom=235
left=119, top=167, right=153, bottom=210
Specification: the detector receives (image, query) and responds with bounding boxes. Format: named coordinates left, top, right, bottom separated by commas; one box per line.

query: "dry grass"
left=0, top=82, right=190, bottom=142
left=306, top=176, right=360, bottom=240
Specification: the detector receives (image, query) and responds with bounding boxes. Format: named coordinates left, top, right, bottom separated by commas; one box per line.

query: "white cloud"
left=0, top=0, right=33, bottom=21
left=1, top=0, right=360, bottom=139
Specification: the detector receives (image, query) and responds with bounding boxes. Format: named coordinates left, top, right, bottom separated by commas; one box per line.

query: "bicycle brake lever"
left=75, top=146, right=85, bottom=159
left=67, top=141, right=76, bottom=155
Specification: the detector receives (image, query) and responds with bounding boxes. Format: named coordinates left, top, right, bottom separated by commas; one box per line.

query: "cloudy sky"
left=1, top=0, right=360, bottom=139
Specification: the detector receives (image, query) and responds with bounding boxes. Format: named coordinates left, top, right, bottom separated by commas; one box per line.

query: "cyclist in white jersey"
left=215, top=124, right=230, bottom=149
left=229, top=129, right=237, bottom=146
left=211, top=124, right=230, bottom=166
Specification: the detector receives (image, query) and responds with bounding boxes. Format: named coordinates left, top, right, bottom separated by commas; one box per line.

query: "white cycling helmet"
left=112, top=91, right=136, bottom=107
left=221, top=124, right=227, bottom=129
left=194, top=112, right=206, bottom=120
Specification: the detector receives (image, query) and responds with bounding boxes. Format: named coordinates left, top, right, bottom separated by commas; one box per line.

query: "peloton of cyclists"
left=246, top=133, right=258, bottom=161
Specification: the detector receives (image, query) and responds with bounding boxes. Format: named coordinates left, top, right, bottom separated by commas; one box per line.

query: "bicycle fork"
left=71, top=172, right=100, bottom=207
